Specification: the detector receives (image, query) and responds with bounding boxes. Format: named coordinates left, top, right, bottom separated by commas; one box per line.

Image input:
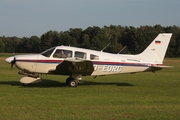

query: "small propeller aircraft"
left=5, top=33, right=172, bottom=87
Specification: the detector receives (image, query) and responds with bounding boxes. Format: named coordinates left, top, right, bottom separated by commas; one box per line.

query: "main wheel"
left=68, top=79, right=78, bottom=87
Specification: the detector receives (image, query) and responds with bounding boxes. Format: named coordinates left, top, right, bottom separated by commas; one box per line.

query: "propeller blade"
left=11, top=57, right=16, bottom=69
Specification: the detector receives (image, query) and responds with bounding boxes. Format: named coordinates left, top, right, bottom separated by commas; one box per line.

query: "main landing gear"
left=66, top=75, right=82, bottom=87
left=66, top=77, right=78, bottom=87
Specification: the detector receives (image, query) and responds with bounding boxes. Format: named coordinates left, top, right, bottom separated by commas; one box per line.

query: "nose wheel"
left=66, top=77, right=78, bottom=87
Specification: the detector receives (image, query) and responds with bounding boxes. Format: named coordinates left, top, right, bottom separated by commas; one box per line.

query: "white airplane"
left=5, top=33, right=172, bottom=87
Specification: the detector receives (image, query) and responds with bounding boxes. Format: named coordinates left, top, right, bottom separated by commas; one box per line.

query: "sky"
left=0, top=0, right=180, bottom=37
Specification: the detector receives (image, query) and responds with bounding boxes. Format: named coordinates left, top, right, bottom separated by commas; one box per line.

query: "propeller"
left=11, top=56, right=16, bottom=69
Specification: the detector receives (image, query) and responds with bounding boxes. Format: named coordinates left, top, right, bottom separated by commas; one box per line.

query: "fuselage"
left=6, top=45, right=161, bottom=76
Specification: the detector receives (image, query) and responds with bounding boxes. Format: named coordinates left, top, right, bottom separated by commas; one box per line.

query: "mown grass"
left=0, top=56, right=180, bottom=120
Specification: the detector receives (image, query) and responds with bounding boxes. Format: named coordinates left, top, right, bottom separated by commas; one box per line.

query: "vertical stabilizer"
left=138, top=33, right=172, bottom=64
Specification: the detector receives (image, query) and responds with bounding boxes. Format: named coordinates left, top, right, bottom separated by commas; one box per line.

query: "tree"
left=68, top=28, right=82, bottom=44
left=80, top=34, right=90, bottom=48
left=0, top=37, right=5, bottom=52
left=58, top=32, right=77, bottom=46
left=40, top=31, right=59, bottom=51
left=1, top=25, right=180, bottom=57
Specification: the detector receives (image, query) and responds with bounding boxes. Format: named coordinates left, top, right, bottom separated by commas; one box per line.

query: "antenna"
left=117, top=46, right=127, bottom=54
left=100, top=43, right=110, bottom=52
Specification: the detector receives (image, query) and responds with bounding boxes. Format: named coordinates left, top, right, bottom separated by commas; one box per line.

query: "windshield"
left=41, top=47, right=55, bottom=57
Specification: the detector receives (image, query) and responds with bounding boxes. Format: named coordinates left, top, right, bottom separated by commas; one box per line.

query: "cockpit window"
left=53, top=49, right=72, bottom=58
left=75, top=51, right=86, bottom=59
left=41, top=47, right=55, bottom=57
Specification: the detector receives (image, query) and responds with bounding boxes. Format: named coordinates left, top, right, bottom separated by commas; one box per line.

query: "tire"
left=68, top=79, right=78, bottom=87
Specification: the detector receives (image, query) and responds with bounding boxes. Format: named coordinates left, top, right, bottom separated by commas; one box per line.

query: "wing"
left=49, top=58, right=94, bottom=76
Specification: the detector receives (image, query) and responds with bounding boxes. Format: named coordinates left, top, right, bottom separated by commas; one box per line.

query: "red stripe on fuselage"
left=17, top=59, right=63, bottom=63
left=16, top=59, right=152, bottom=67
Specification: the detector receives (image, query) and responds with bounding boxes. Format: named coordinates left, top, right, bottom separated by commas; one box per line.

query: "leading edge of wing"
left=49, top=58, right=94, bottom=76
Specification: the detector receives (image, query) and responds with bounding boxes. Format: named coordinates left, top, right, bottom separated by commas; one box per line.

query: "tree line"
left=0, top=24, right=180, bottom=57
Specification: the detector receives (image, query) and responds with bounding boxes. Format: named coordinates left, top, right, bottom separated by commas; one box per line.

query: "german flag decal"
left=155, top=41, right=161, bottom=44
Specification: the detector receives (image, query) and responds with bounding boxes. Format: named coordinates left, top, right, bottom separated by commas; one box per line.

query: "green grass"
left=0, top=57, right=180, bottom=120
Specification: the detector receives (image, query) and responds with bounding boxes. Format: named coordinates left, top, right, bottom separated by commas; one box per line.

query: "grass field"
left=0, top=56, right=180, bottom=120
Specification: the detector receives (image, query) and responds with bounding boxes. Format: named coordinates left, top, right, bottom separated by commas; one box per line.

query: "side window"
left=53, top=49, right=72, bottom=58
left=75, top=51, right=86, bottom=59
left=90, top=54, right=99, bottom=60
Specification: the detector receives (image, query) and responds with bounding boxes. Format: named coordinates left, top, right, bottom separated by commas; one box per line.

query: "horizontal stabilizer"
left=152, top=65, right=173, bottom=68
